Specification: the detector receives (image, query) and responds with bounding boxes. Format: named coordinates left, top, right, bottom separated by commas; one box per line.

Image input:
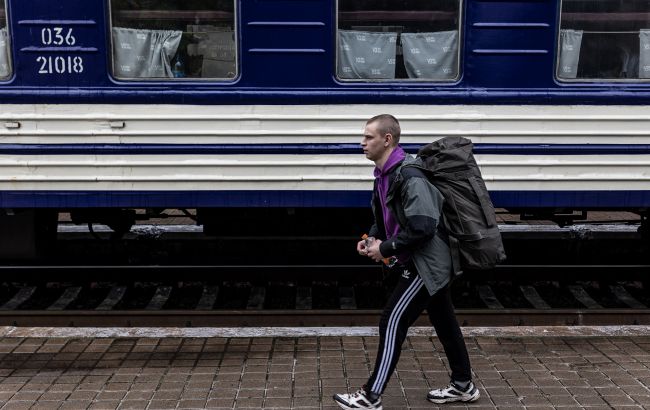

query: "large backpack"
left=415, top=136, right=506, bottom=275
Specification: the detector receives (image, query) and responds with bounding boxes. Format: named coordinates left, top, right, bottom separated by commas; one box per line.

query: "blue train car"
left=0, top=0, right=649, bottom=256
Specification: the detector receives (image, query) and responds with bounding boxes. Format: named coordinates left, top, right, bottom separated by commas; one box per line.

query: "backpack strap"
left=468, top=176, right=497, bottom=225
left=436, top=170, right=497, bottom=226
left=442, top=213, right=463, bottom=277
left=409, top=162, right=465, bottom=276
left=452, top=231, right=484, bottom=241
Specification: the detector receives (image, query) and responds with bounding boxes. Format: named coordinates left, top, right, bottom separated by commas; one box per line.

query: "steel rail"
left=0, top=308, right=648, bottom=327
left=0, top=264, right=647, bottom=281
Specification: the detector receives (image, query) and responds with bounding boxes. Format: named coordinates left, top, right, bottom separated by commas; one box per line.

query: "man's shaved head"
left=366, top=114, right=401, bottom=145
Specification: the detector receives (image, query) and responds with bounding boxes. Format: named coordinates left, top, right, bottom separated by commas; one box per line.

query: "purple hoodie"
left=374, top=145, right=406, bottom=242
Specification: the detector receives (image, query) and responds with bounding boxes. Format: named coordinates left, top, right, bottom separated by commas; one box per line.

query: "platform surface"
left=0, top=326, right=649, bottom=409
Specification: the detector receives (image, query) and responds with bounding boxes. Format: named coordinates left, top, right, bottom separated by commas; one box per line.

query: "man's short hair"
left=367, top=114, right=401, bottom=145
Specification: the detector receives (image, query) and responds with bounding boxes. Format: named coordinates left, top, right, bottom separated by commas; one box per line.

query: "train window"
left=558, top=0, right=650, bottom=80
left=109, top=0, right=236, bottom=80
left=337, top=0, right=461, bottom=81
left=0, top=0, right=11, bottom=79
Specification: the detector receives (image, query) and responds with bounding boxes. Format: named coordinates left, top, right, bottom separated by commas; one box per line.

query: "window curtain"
left=338, top=30, right=397, bottom=79
left=558, top=29, right=583, bottom=79
left=618, top=44, right=638, bottom=78
left=639, top=30, right=650, bottom=79
left=112, top=27, right=182, bottom=78
left=0, top=28, right=10, bottom=78
left=401, top=31, right=458, bottom=80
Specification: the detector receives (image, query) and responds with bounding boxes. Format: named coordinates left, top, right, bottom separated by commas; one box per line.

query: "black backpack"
left=415, top=136, right=506, bottom=275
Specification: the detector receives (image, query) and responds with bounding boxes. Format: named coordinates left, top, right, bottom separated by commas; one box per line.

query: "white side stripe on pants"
left=371, top=276, right=424, bottom=393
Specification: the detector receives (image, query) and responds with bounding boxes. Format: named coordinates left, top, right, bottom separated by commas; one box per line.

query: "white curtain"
left=338, top=30, right=397, bottom=79
left=639, top=30, right=650, bottom=78
left=558, top=29, right=583, bottom=79
left=401, top=31, right=458, bottom=79
left=112, top=27, right=182, bottom=78
left=0, top=28, right=10, bottom=78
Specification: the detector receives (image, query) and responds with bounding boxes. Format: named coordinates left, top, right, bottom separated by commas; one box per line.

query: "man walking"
left=333, top=114, right=479, bottom=409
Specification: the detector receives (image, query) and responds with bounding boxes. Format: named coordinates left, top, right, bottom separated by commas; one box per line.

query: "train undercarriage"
left=1, top=206, right=648, bottom=261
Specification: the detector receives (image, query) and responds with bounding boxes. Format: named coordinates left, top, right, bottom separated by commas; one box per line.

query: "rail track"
left=0, top=264, right=648, bottom=327
left=3, top=309, right=650, bottom=328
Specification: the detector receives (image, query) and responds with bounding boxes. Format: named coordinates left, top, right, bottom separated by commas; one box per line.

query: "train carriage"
left=1, top=0, right=650, bottom=258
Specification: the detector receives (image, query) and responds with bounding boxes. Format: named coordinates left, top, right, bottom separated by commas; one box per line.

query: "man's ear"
left=384, top=133, right=393, bottom=147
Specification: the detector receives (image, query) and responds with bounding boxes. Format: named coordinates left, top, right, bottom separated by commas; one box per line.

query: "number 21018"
left=36, top=56, right=84, bottom=74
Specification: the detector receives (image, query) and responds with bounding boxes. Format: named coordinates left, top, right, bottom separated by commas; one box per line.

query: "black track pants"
left=366, top=264, right=471, bottom=395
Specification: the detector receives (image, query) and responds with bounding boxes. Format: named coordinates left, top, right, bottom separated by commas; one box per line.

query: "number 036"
left=36, top=56, right=84, bottom=74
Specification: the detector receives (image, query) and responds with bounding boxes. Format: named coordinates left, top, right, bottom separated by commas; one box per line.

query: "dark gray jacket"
left=370, top=155, right=452, bottom=295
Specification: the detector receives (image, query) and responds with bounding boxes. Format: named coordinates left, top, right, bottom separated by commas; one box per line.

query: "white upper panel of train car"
left=0, top=0, right=649, bottom=210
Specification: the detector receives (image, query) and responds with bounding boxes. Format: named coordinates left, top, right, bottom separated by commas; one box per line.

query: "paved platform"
left=1, top=327, right=649, bottom=409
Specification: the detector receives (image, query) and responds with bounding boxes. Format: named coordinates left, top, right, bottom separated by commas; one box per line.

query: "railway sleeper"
left=0, top=280, right=646, bottom=312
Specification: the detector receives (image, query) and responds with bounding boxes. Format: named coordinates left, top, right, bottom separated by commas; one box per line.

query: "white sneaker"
left=427, top=381, right=480, bottom=404
left=333, top=388, right=383, bottom=410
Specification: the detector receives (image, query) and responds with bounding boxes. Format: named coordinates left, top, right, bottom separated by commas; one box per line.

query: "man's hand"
left=366, top=238, right=384, bottom=262
left=357, top=239, right=368, bottom=256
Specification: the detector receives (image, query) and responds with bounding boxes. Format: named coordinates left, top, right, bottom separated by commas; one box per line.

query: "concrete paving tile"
left=123, top=390, right=153, bottom=401
left=620, top=384, right=650, bottom=396
left=546, top=394, right=579, bottom=407
left=539, top=386, right=571, bottom=396
left=575, top=395, right=610, bottom=406
left=177, top=399, right=207, bottom=408
left=38, top=392, right=69, bottom=401
left=266, top=387, right=291, bottom=398
left=30, top=401, right=64, bottom=410
left=213, top=380, right=239, bottom=390
left=8, top=372, right=37, bottom=379
left=633, top=394, right=650, bottom=406
left=129, top=382, right=158, bottom=391
left=48, top=383, right=77, bottom=392
left=263, top=397, right=292, bottom=408
left=157, top=381, right=185, bottom=391
left=205, top=398, right=235, bottom=408
left=74, top=382, right=105, bottom=392
left=596, top=386, right=627, bottom=396
left=490, top=395, right=524, bottom=406
left=320, top=379, right=346, bottom=388
left=10, top=391, right=42, bottom=401
left=237, top=387, right=265, bottom=398
left=520, top=394, right=552, bottom=406
left=208, top=388, right=237, bottom=400
left=117, top=400, right=148, bottom=409
left=380, top=395, right=409, bottom=408
left=511, top=386, right=541, bottom=396
left=152, top=391, right=182, bottom=400
left=58, top=401, right=93, bottom=410
left=292, top=397, right=320, bottom=407
left=506, top=377, right=535, bottom=387
left=94, top=390, right=126, bottom=401
left=233, top=397, right=263, bottom=408
left=148, top=400, right=179, bottom=409
left=1, top=401, right=35, bottom=410
left=0, top=383, right=25, bottom=392
left=602, top=395, right=639, bottom=406
left=479, top=378, right=510, bottom=388
left=66, top=390, right=97, bottom=401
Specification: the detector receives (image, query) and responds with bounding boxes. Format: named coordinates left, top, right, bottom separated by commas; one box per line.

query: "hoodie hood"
left=373, top=145, right=407, bottom=260
left=374, top=145, right=407, bottom=178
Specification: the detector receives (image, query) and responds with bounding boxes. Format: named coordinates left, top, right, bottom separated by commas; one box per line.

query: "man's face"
left=361, top=121, right=388, bottom=162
